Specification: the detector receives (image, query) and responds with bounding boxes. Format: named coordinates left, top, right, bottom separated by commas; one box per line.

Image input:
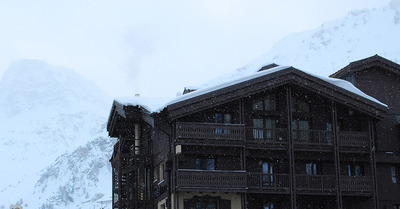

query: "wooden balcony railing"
left=296, top=175, right=336, bottom=191
left=293, top=130, right=332, bottom=146
left=338, top=131, right=369, bottom=148
left=340, top=176, right=373, bottom=192
left=176, top=122, right=245, bottom=141
left=176, top=122, right=370, bottom=150
left=176, top=169, right=246, bottom=190
left=247, top=173, right=290, bottom=190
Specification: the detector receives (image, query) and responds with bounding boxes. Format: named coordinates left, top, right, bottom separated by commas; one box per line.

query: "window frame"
left=195, top=156, right=216, bottom=170
left=391, top=166, right=399, bottom=184
left=306, top=162, right=321, bottom=175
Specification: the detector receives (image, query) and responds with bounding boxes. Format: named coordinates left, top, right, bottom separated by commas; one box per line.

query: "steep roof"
left=330, top=54, right=400, bottom=78
left=165, top=65, right=387, bottom=120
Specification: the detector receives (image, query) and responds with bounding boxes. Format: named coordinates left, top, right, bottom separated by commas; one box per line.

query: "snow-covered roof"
left=114, top=61, right=387, bottom=114
left=115, top=97, right=172, bottom=113
left=166, top=65, right=290, bottom=106
left=302, top=69, right=387, bottom=107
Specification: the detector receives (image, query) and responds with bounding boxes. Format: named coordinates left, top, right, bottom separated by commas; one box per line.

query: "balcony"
left=247, top=173, right=290, bottom=193
left=176, top=122, right=245, bottom=146
left=176, top=122, right=370, bottom=151
left=175, top=169, right=246, bottom=192
left=341, top=176, right=373, bottom=194
left=338, top=131, right=370, bottom=151
left=293, top=130, right=333, bottom=151
left=296, top=175, right=336, bottom=193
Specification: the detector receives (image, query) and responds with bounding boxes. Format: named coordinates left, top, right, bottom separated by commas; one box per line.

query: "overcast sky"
left=0, top=0, right=392, bottom=98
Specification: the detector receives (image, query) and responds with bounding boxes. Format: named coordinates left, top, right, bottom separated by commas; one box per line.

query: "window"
left=253, top=118, right=264, bottom=139
left=292, top=119, right=310, bottom=142
left=154, top=163, right=165, bottom=183
left=154, top=166, right=159, bottom=183
left=196, top=200, right=216, bottom=209
left=391, top=166, right=399, bottom=183
left=306, top=162, right=320, bottom=175
left=215, top=113, right=233, bottom=134
left=264, top=202, right=275, bottom=209
left=253, top=118, right=278, bottom=140
left=159, top=163, right=164, bottom=181
left=196, top=157, right=215, bottom=170
left=262, top=162, right=274, bottom=186
left=215, top=113, right=232, bottom=124
left=184, top=197, right=231, bottom=209
left=252, top=93, right=277, bottom=111
left=346, top=164, right=364, bottom=176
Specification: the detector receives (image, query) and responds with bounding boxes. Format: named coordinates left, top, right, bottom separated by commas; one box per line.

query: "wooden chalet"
left=107, top=56, right=400, bottom=209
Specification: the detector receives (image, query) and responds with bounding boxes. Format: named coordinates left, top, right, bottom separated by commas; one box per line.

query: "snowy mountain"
left=0, top=59, right=112, bottom=208
left=245, top=0, right=400, bottom=77
left=32, top=135, right=115, bottom=209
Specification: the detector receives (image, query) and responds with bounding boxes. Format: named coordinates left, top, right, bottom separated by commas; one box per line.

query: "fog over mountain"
left=0, top=59, right=111, bottom=208
left=0, top=1, right=399, bottom=208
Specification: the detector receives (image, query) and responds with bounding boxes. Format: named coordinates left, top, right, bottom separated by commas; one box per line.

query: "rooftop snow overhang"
left=106, top=100, right=153, bottom=138
left=166, top=66, right=388, bottom=121
left=330, top=54, right=400, bottom=78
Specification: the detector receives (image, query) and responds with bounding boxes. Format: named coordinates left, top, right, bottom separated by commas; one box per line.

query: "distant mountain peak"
left=0, top=59, right=109, bottom=116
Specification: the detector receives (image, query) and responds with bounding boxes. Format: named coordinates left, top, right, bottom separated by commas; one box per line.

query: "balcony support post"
left=286, top=86, right=296, bottom=209
left=369, top=118, right=379, bottom=209
left=332, top=101, right=343, bottom=209
left=242, top=193, right=247, bottom=209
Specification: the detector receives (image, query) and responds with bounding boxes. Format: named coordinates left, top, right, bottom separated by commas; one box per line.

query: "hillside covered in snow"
left=0, top=59, right=112, bottom=208
left=246, top=0, right=400, bottom=77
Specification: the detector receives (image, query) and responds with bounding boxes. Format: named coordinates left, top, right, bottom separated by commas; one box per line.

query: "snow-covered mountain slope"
left=246, top=1, right=400, bottom=77
left=0, top=59, right=112, bottom=208
left=32, top=134, right=115, bottom=209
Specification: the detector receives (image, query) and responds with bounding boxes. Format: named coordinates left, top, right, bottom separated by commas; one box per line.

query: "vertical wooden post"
left=286, top=86, right=296, bottom=209
left=369, top=119, right=379, bottom=209
left=332, top=101, right=342, bottom=209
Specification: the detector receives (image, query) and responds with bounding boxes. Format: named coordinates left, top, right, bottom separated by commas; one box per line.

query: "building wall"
left=352, top=68, right=400, bottom=151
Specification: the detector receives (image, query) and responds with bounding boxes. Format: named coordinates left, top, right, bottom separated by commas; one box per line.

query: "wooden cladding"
left=338, top=131, right=369, bottom=148
left=175, top=169, right=373, bottom=194
left=340, top=176, right=373, bottom=192
left=295, top=175, right=336, bottom=192
left=247, top=173, right=290, bottom=191
left=176, top=122, right=246, bottom=141
left=176, top=169, right=246, bottom=191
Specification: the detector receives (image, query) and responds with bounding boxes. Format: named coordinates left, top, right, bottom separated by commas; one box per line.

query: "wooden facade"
left=107, top=56, right=400, bottom=209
